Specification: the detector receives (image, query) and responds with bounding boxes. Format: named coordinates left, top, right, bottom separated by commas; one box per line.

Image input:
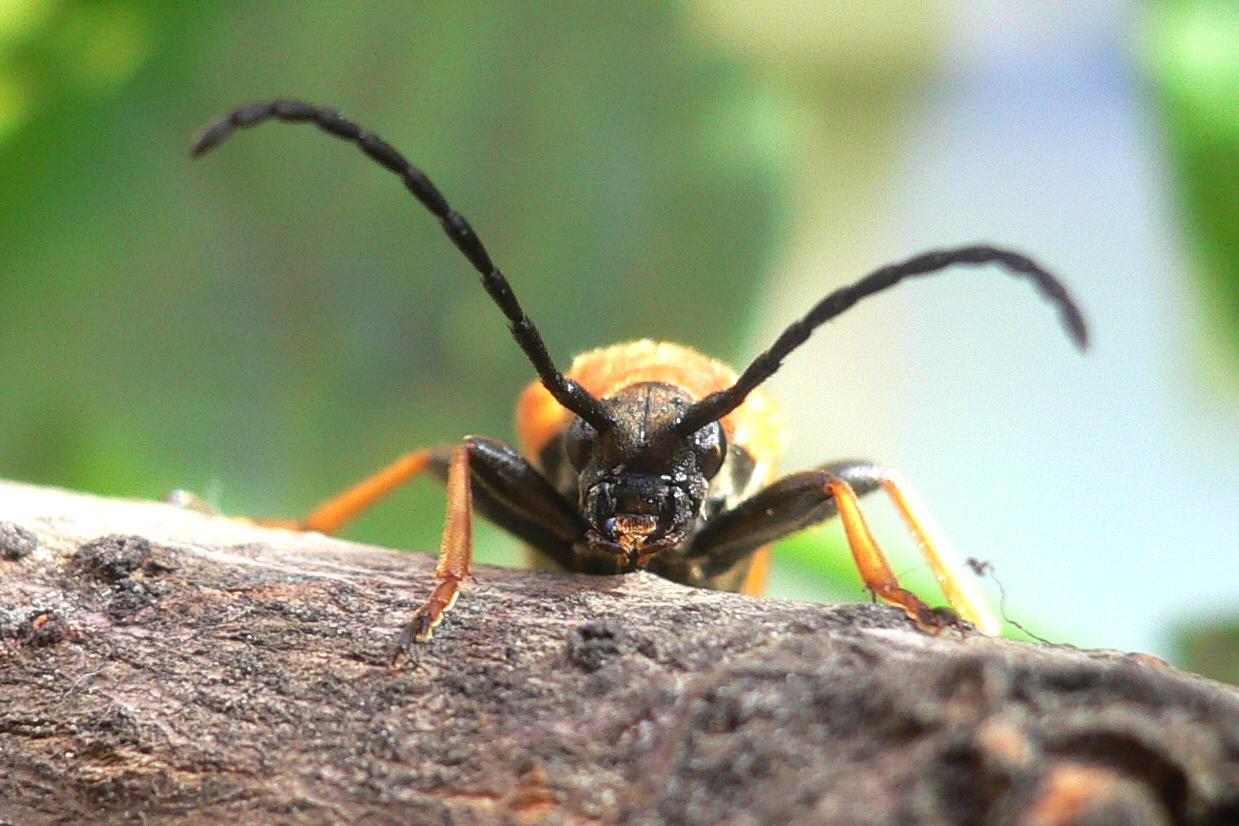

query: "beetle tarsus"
left=391, top=615, right=431, bottom=664
left=391, top=577, right=462, bottom=660
left=902, top=600, right=967, bottom=636
left=390, top=604, right=443, bottom=664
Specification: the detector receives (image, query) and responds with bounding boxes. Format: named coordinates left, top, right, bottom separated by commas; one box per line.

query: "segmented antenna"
left=674, top=246, right=1089, bottom=435
left=192, top=99, right=616, bottom=433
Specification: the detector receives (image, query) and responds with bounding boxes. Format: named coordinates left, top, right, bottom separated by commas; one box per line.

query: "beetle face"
left=565, top=382, right=726, bottom=566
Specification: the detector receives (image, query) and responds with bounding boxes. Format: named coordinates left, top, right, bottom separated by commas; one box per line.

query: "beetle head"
left=564, top=382, right=725, bottom=566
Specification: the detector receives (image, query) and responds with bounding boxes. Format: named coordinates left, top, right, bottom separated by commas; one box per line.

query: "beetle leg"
left=824, top=463, right=997, bottom=634
left=688, top=462, right=873, bottom=576
left=824, top=476, right=959, bottom=633
left=251, top=435, right=582, bottom=655
left=394, top=437, right=585, bottom=656
left=397, top=444, right=473, bottom=655
left=870, top=469, right=999, bottom=635
left=260, top=437, right=584, bottom=565
left=688, top=460, right=996, bottom=634
left=429, top=436, right=586, bottom=570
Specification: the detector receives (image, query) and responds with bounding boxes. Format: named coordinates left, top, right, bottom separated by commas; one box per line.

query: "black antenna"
left=192, top=99, right=615, bottom=433
left=674, top=245, right=1088, bottom=435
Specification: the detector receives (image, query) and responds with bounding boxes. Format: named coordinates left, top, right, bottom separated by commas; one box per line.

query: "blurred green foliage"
left=1174, top=619, right=1239, bottom=686
left=0, top=1, right=791, bottom=570
left=1145, top=0, right=1239, bottom=367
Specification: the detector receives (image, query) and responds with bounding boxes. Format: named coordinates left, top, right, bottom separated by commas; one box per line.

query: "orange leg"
left=739, top=546, right=772, bottom=596
left=825, top=477, right=963, bottom=633
left=877, top=472, right=1000, bottom=635
left=689, top=460, right=996, bottom=633
left=250, top=437, right=580, bottom=658
left=240, top=445, right=474, bottom=658
left=395, top=444, right=473, bottom=658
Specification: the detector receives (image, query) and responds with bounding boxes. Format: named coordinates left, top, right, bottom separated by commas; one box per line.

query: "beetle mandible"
left=192, top=100, right=1088, bottom=658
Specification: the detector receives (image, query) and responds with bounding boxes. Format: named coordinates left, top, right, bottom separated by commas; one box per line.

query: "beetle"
left=192, top=100, right=1088, bottom=658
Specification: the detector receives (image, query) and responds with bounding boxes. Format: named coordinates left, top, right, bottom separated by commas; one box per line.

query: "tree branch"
left=1, top=480, right=1236, bottom=824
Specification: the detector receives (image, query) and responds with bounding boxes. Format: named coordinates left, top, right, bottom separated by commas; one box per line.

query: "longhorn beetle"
left=192, top=100, right=1088, bottom=658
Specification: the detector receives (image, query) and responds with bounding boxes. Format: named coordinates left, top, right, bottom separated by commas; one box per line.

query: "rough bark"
left=1, top=479, right=1236, bottom=825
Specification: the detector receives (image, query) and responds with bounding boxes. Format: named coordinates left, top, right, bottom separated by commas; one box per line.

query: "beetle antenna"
left=674, top=245, right=1088, bottom=435
left=191, top=99, right=615, bottom=433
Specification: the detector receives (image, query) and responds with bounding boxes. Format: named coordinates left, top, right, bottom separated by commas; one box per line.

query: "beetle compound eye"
left=698, top=422, right=727, bottom=480
left=565, top=419, right=598, bottom=471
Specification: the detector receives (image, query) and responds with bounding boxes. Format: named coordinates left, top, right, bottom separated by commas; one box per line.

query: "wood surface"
left=1, top=480, right=1236, bottom=825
